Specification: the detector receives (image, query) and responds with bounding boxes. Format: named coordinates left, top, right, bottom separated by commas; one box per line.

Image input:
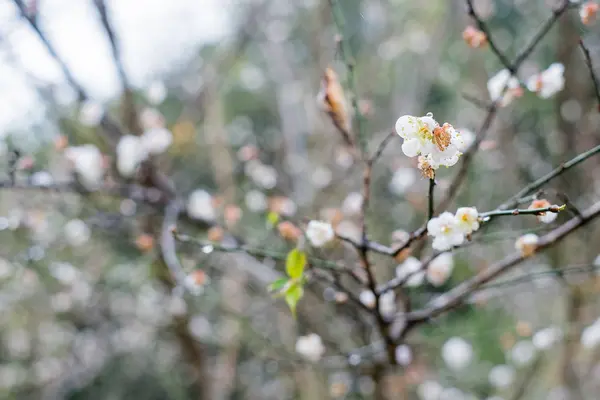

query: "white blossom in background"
left=184, top=271, right=208, bottom=295
left=144, top=81, right=167, bottom=104
left=427, top=252, right=454, bottom=286
left=442, top=337, right=473, bottom=370
left=335, top=220, right=361, bottom=243
left=49, top=262, right=78, bottom=285
left=396, top=257, right=425, bottom=287
left=417, top=380, right=444, bottom=400
left=526, top=63, right=565, bottom=99
left=64, top=219, right=91, bottom=247
left=295, top=333, right=325, bottom=362
left=245, top=190, right=268, bottom=212
left=64, top=145, right=104, bottom=189
left=359, top=290, right=376, bottom=309
left=487, top=69, right=522, bottom=106
left=141, top=127, right=173, bottom=155
left=311, top=166, right=332, bottom=189
left=427, top=212, right=465, bottom=251
left=580, top=1, right=599, bottom=25
left=457, top=128, right=475, bottom=150
left=532, top=326, right=562, bottom=350
left=389, top=167, right=417, bottom=195
left=379, top=290, right=396, bottom=318
left=515, top=233, right=539, bottom=257
left=342, top=192, right=363, bottom=216
left=455, top=207, right=479, bottom=235
left=581, top=319, right=600, bottom=348
left=187, top=190, right=216, bottom=221
left=306, top=220, right=334, bottom=247
left=488, top=364, right=515, bottom=389
left=78, top=101, right=104, bottom=127
left=594, top=254, right=600, bottom=268
left=510, top=340, right=536, bottom=366
left=116, top=135, right=148, bottom=178
left=394, top=344, right=412, bottom=366
left=30, top=171, right=53, bottom=187
left=140, top=107, right=166, bottom=129
left=245, top=160, right=277, bottom=189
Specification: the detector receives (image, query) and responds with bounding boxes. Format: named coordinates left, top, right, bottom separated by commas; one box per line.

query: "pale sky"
left=0, top=0, right=231, bottom=137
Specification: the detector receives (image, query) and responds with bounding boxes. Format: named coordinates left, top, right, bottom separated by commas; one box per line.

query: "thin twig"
left=465, top=0, right=513, bottom=71
left=174, top=232, right=345, bottom=271
left=369, top=131, right=395, bottom=163
left=499, top=143, right=600, bottom=210
left=328, top=0, right=366, bottom=156
left=401, top=200, right=600, bottom=327
left=579, top=38, right=600, bottom=111
left=480, top=204, right=565, bottom=218
left=160, top=200, right=188, bottom=290
left=427, top=178, right=436, bottom=221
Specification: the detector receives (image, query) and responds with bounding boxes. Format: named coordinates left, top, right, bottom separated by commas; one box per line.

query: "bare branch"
left=403, top=200, right=600, bottom=326
left=160, top=200, right=188, bottom=290
left=579, top=38, right=600, bottom=111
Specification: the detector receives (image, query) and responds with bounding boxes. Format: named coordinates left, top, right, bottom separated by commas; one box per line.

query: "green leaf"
left=286, top=248, right=306, bottom=279
left=266, top=211, right=279, bottom=227
left=268, top=278, right=288, bottom=293
left=285, top=283, right=304, bottom=319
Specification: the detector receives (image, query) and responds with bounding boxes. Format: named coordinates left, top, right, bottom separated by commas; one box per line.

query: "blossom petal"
left=395, top=115, right=418, bottom=139
left=402, top=138, right=421, bottom=157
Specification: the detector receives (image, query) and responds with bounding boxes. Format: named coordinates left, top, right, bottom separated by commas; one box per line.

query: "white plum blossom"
left=394, top=345, right=412, bottom=366
left=515, top=233, right=539, bottom=257
left=64, top=219, right=91, bottom=247
left=187, top=190, right=216, bottom=222
left=532, top=326, right=562, bottom=350
left=184, top=272, right=207, bottom=295
left=395, top=114, right=437, bottom=157
left=442, top=337, right=473, bottom=370
left=510, top=340, right=536, bottom=366
left=141, top=128, right=173, bottom=155
left=359, top=290, right=376, bottom=309
left=395, top=114, right=463, bottom=171
left=396, top=257, right=425, bottom=287
left=64, top=145, right=104, bottom=190
left=427, top=252, right=454, bottom=287
left=379, top=290, right=396, bottom=318
left=306, top=220, right=335, bottom=247
left=455, top=207, right=479, bottom=234
left=581, top=319, right=600, bottom=348
left=116, top=135, right=148, bottom=178
left=295, top=333, right=325, bottom=362
left=487, top=69, right=522, bottom=106
left=526, top=63, right=565, bottom=99
left=488, top=365, right=515, bottom=389
left=427, top=212, right=465, bottom=251
left=529, top=199, right=557, bottom=224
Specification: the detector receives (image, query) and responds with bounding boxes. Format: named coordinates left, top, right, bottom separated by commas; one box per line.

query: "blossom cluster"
left=395, top=113, right=467, bottom=178
left=427, top=207, right=479, bottom=251
left=487, top=63, right=565, bottom=107
left=117, top=128, right=173, bottom=178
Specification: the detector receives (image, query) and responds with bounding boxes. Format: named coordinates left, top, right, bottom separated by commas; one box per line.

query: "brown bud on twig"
left=318, top=67, right=354, bottom=147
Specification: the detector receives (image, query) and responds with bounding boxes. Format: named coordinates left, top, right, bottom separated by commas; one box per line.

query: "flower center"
left=441, top=225, right=451, bottom=234
left=416, top=120, right=433, bottom=142
left=433, top=123, right=452, bottom=152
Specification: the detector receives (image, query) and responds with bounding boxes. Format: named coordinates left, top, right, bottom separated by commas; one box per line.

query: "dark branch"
left=579, top=38, right=600, bottom=111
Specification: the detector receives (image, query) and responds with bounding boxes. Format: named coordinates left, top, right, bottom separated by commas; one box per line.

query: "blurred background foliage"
left=0, top=0, right=599, bottom=399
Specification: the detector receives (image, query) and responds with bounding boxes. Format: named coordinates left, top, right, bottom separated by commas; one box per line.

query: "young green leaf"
left=266, top=211, right=279, bottom=227
left=286, top=248, right=307, bottom=279
left=285, top=283, right=304, bottom=319
left=268, top=278, right=288, bottom=293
